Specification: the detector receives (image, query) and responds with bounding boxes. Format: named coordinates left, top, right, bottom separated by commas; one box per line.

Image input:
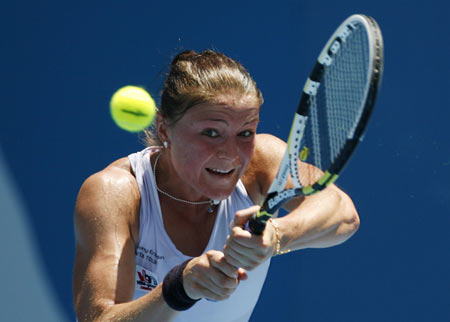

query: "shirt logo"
left=136, top=246, right=165, bottom=265
left=136, top=265, right=159, bottom=292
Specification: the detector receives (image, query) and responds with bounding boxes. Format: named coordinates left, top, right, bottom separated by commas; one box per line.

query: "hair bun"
left=171, top=50, right=199, bottom=66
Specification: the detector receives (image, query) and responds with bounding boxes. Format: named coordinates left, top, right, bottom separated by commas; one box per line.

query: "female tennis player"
left=73, top=50, right=359, bottom=322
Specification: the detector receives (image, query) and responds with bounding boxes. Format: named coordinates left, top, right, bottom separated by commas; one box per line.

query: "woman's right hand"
left=182, top=250, right=246, bottom=301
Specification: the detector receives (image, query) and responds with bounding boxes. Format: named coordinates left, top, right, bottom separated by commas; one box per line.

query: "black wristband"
left=162, top=259, right=200, bottom=311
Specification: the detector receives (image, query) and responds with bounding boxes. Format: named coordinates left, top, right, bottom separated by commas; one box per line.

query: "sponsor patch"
left=136, top=265, right=159, bottom=292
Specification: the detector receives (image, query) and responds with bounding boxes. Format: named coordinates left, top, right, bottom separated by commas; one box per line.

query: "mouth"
left=206, top=168, right=235, bottom=176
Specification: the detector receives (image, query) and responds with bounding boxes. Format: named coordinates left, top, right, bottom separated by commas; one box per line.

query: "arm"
left=265, top=134, right=360, bottom=252
left=277, top=179, right=359, bottom=252
left=73, top=160, right=241, bottom=321
left=73, top=162, right=179, bottom=322
left=224, top=134, right=359, bottom=269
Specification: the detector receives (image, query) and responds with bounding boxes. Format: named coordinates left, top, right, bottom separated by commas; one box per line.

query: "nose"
left=216, top=136, right=240, bottom=164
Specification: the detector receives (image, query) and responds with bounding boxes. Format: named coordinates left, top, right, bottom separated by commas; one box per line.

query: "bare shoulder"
left=254, top=133, right=286, bottom=158
left=74, top=157, right=140, bottom=246
left=73, top=157, right=141, bottom=313
left=242, top=134, right=287, bottom=204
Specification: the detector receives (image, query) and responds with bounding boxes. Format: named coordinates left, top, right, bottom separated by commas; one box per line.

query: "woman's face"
left=164, top=97, right=260, bottom=201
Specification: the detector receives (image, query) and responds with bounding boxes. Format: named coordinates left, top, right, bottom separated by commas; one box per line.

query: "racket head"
left=250, top=14, right=384, bottom=234
left=298, top=14, right=384, bottom=190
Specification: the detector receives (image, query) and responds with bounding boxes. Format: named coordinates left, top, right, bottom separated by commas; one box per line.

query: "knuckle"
left=231, top=226, right=241, bottom=236
left=225, top=258, right=238, bottom=268
left=243, top=260, right=258, bottom=271
left=205, top=250, right=222, bottom=262
left=256, top=252, right=267, bottom=262
left=195, top=258, right=208, bottom=270
left=222, top=276, right=237, bottom=288
left=220, top=288, right=234, bottom=300
left=222, top=292, right=232, bottom=300
left=229, top=258, right=242, bottom=269
left=243, top=264, right=253, bottom=270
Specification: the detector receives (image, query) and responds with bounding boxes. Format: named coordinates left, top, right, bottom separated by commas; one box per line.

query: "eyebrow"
left=244, top=117, right=260, bottom=125
left=198, top=117, right=259, bottom=126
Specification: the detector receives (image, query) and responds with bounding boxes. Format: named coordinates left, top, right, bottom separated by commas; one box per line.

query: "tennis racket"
left=248, top=14, right=384, bottom=234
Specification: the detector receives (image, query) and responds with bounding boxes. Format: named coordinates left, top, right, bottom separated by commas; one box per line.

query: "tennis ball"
left=110, top=86, right=156, bottom=132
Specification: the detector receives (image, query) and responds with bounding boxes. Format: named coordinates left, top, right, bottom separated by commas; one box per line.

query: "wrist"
left=269, top=218, right=291, bottom=256
left=162, top=259, right=200, bottom=311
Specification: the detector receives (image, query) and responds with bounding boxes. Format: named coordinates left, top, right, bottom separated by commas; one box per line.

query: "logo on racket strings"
left=300, top=146, right=310, bottom=161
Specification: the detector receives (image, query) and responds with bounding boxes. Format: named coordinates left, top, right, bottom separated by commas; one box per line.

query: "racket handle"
left=246, top=212, right=270, bottom=235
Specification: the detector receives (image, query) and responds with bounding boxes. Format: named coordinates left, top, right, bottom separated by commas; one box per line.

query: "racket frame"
left=249, top=14, right=384, bottom=234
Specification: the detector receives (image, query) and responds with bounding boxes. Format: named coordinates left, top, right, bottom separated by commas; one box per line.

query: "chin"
left=200, top=169, right=243, bottom=200
left=203, top=183, right=238, bottom=201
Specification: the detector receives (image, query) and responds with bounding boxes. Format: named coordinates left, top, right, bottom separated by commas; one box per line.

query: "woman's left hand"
left=223, top=205, right=276, bottom=272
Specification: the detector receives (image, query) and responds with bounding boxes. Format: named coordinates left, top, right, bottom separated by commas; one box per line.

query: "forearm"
left=76, top=284, right=179, bottom=322
left=277, top=186, right=359, bottom=252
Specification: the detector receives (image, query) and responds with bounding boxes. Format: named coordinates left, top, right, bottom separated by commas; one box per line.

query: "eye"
left=202, top=129, right=219, bottom=138
left=238, top=130, right=254, bottom=138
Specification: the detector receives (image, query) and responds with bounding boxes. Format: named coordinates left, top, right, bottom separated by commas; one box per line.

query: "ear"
left=156, top=112, right=169, bottom=144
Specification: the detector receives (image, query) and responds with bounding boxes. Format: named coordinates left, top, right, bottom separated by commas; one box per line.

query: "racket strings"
left=305, top=23, right=370, bottom=172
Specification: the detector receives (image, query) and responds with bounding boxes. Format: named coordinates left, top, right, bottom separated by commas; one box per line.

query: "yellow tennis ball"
left=110, top=86, right=156, bottom=132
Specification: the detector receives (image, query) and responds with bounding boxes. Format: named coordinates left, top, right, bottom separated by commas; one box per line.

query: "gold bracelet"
left=269, top=218, right=291, bottom=256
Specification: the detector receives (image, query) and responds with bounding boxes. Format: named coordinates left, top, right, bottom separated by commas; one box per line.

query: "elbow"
left=345, top=208, right=360, bottom=237
left=336, top=191, right=360, bottom=242
left=74, top=298, right=114, bottom=322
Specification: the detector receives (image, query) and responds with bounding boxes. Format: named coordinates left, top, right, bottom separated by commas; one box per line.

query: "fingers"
left=183, top=250, right=240, bottom=301
left=237, top=267, right=248, bottom=281
left=182, top=206, right=277, bottom=302
left=224, top=208, right=277, bottom=270
left=230, top=205, right=260, bottom=228
left=223, top=237, right=260, bottom=270
left=209, top=252, right=238, bottom=279
left=224, top=238, right=271, bottom=271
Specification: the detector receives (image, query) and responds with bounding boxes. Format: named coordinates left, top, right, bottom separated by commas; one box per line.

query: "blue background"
left=2, top=0, right=449, bottom=321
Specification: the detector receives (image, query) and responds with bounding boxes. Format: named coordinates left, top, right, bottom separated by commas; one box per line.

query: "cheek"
left=170, top=134, right=213, bottom=168
left=238, top=141, right=256, bottom=168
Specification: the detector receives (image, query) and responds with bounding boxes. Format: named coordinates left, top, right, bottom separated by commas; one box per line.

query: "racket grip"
left=246, top=213, right=267, bottom=235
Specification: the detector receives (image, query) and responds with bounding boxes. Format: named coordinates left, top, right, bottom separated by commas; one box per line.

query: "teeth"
left=210, top=168, right=231, bottom=174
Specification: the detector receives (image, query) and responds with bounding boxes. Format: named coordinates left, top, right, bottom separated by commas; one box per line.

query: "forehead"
left=186, top=100, right=260, bottom=121
left=212, top=93, right=261, bottom=107
left=189, top=94, right=260, bottom=117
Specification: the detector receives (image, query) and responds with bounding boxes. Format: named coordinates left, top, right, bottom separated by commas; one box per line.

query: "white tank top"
left=128, top=148, right=271, bottom=322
